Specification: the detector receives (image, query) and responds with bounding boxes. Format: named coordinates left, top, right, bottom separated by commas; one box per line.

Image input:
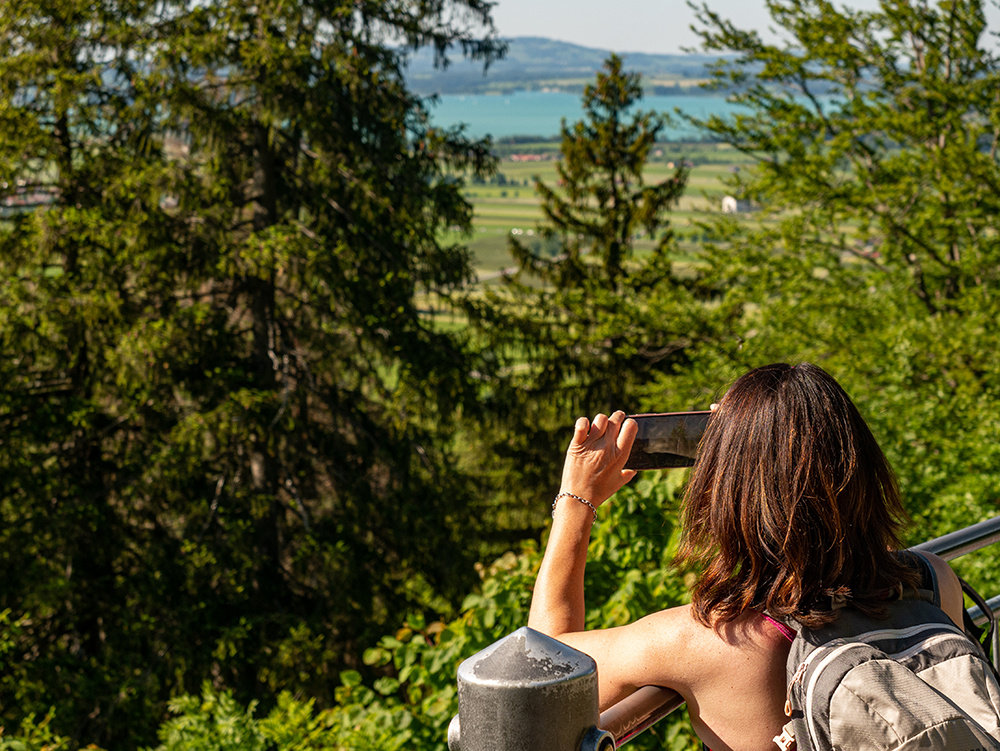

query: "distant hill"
left=404, top=36, right=723, bottom=96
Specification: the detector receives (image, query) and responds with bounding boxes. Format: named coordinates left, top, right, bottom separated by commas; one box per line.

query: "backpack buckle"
left=773, top=722, right=796, bottom=751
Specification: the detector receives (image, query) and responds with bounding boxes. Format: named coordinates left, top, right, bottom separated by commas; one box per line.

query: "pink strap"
left=759, top=612, right=796, bottom=643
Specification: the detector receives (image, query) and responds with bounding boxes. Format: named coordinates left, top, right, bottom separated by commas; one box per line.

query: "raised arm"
left=528, top=412, right=637, bottom=638
left=526, top=410, right=792, bottom=736
left=527, top=411, right=637, bottom=637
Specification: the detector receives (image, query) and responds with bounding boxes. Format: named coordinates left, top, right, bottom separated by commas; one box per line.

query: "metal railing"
left=911, top=515, right=1000, bottom=628
left=449, top=514, right=1000, bottom=750
left=910, top=515, right=1000, bottom=670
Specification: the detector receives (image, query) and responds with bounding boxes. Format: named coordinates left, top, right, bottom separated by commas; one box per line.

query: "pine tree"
left=465, top=56, right=698, bottom=522
left=0, top=0, right=502, bottom=745
left=526, top=54, right=683, bottom=296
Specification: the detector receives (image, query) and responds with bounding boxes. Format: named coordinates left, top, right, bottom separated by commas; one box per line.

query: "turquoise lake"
left=426, top=90, right=747, bottom=140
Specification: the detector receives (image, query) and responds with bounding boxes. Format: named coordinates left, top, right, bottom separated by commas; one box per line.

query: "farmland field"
left=450, top=141, right=756, bottom=279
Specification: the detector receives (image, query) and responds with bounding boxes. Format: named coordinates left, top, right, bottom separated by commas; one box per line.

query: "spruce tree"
left=465, top=56, right=697, bottom=523
left=0, top=0, right=502, bottom=746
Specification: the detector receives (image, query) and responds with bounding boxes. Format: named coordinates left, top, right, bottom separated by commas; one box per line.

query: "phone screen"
left=624, top=411, right=712, bottom=470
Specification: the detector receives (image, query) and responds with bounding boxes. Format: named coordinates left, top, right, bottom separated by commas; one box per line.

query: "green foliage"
left=667, top=0, right=1000, bottom=584
left=0, top=0, right=504, bottom=746
left=0, top=710, right=102, bottom=751
left=4, top=0, right=999, bottom=748
left=0, top=717, right=60, bottom=751
left=329, top=471, right=699, bottom=750
left=98, top=473, right=697, bottom=751
left=153, top=688, right=266, bottom=751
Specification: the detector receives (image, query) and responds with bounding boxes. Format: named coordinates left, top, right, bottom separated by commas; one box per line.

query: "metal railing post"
left=447, top=626, right=615, bottom=751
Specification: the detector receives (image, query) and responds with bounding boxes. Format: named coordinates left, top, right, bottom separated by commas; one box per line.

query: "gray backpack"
left=775, top=552, right=1000, bottom=751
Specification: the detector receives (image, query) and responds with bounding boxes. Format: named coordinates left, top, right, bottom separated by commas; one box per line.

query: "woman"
left=528, top=363, right=964, bottom=751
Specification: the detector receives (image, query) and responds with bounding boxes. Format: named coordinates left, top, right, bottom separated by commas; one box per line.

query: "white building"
left=721, top=196, right=754, bottom=213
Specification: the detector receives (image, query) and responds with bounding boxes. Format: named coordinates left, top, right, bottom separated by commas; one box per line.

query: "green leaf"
left=339, top=671, right=363, bottom=689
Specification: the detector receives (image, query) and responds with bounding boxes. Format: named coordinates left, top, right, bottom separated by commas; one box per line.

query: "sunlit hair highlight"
left=676, top=362, right=918, bottom=629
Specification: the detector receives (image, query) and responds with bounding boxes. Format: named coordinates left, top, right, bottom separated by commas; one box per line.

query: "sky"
left=489, top=0, right=1000, bottom=54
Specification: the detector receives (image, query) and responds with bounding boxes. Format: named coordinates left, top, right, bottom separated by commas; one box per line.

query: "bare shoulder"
left=555, top=605, right=702, bottom=699
left=623, top=606, right=790, bottom=691
left=555, top=604, right=791, bottom=713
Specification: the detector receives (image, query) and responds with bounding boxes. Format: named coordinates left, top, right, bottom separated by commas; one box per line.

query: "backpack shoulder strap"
left=902, top=550, right=998, bottom=673
left=896, top=549, right=941, bottom=607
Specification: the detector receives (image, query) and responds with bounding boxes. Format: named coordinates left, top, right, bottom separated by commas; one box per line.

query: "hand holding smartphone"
left=624, top=411, right=712, bottom=470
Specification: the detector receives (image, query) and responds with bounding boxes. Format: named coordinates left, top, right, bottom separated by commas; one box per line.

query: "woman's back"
left=638, top=607, right=792, bottom=751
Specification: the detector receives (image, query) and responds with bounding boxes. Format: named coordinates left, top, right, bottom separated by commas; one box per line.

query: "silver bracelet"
left=551, top=492, right=598, bottom=522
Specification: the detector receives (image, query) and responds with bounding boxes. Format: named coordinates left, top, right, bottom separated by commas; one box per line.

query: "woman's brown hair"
left=676, top=362, right=918, bottom=629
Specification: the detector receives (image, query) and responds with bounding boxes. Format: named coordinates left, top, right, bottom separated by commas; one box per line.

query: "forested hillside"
left=1, top=0, right=999, bottom=749
left=404, top=36, right=724, bottom=94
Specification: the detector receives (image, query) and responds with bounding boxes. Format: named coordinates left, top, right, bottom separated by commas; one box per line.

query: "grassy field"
left=451, top=141, right=755, bottom=277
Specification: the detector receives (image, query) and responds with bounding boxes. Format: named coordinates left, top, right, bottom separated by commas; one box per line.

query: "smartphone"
left=624, top=411, right=712, bottom=470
